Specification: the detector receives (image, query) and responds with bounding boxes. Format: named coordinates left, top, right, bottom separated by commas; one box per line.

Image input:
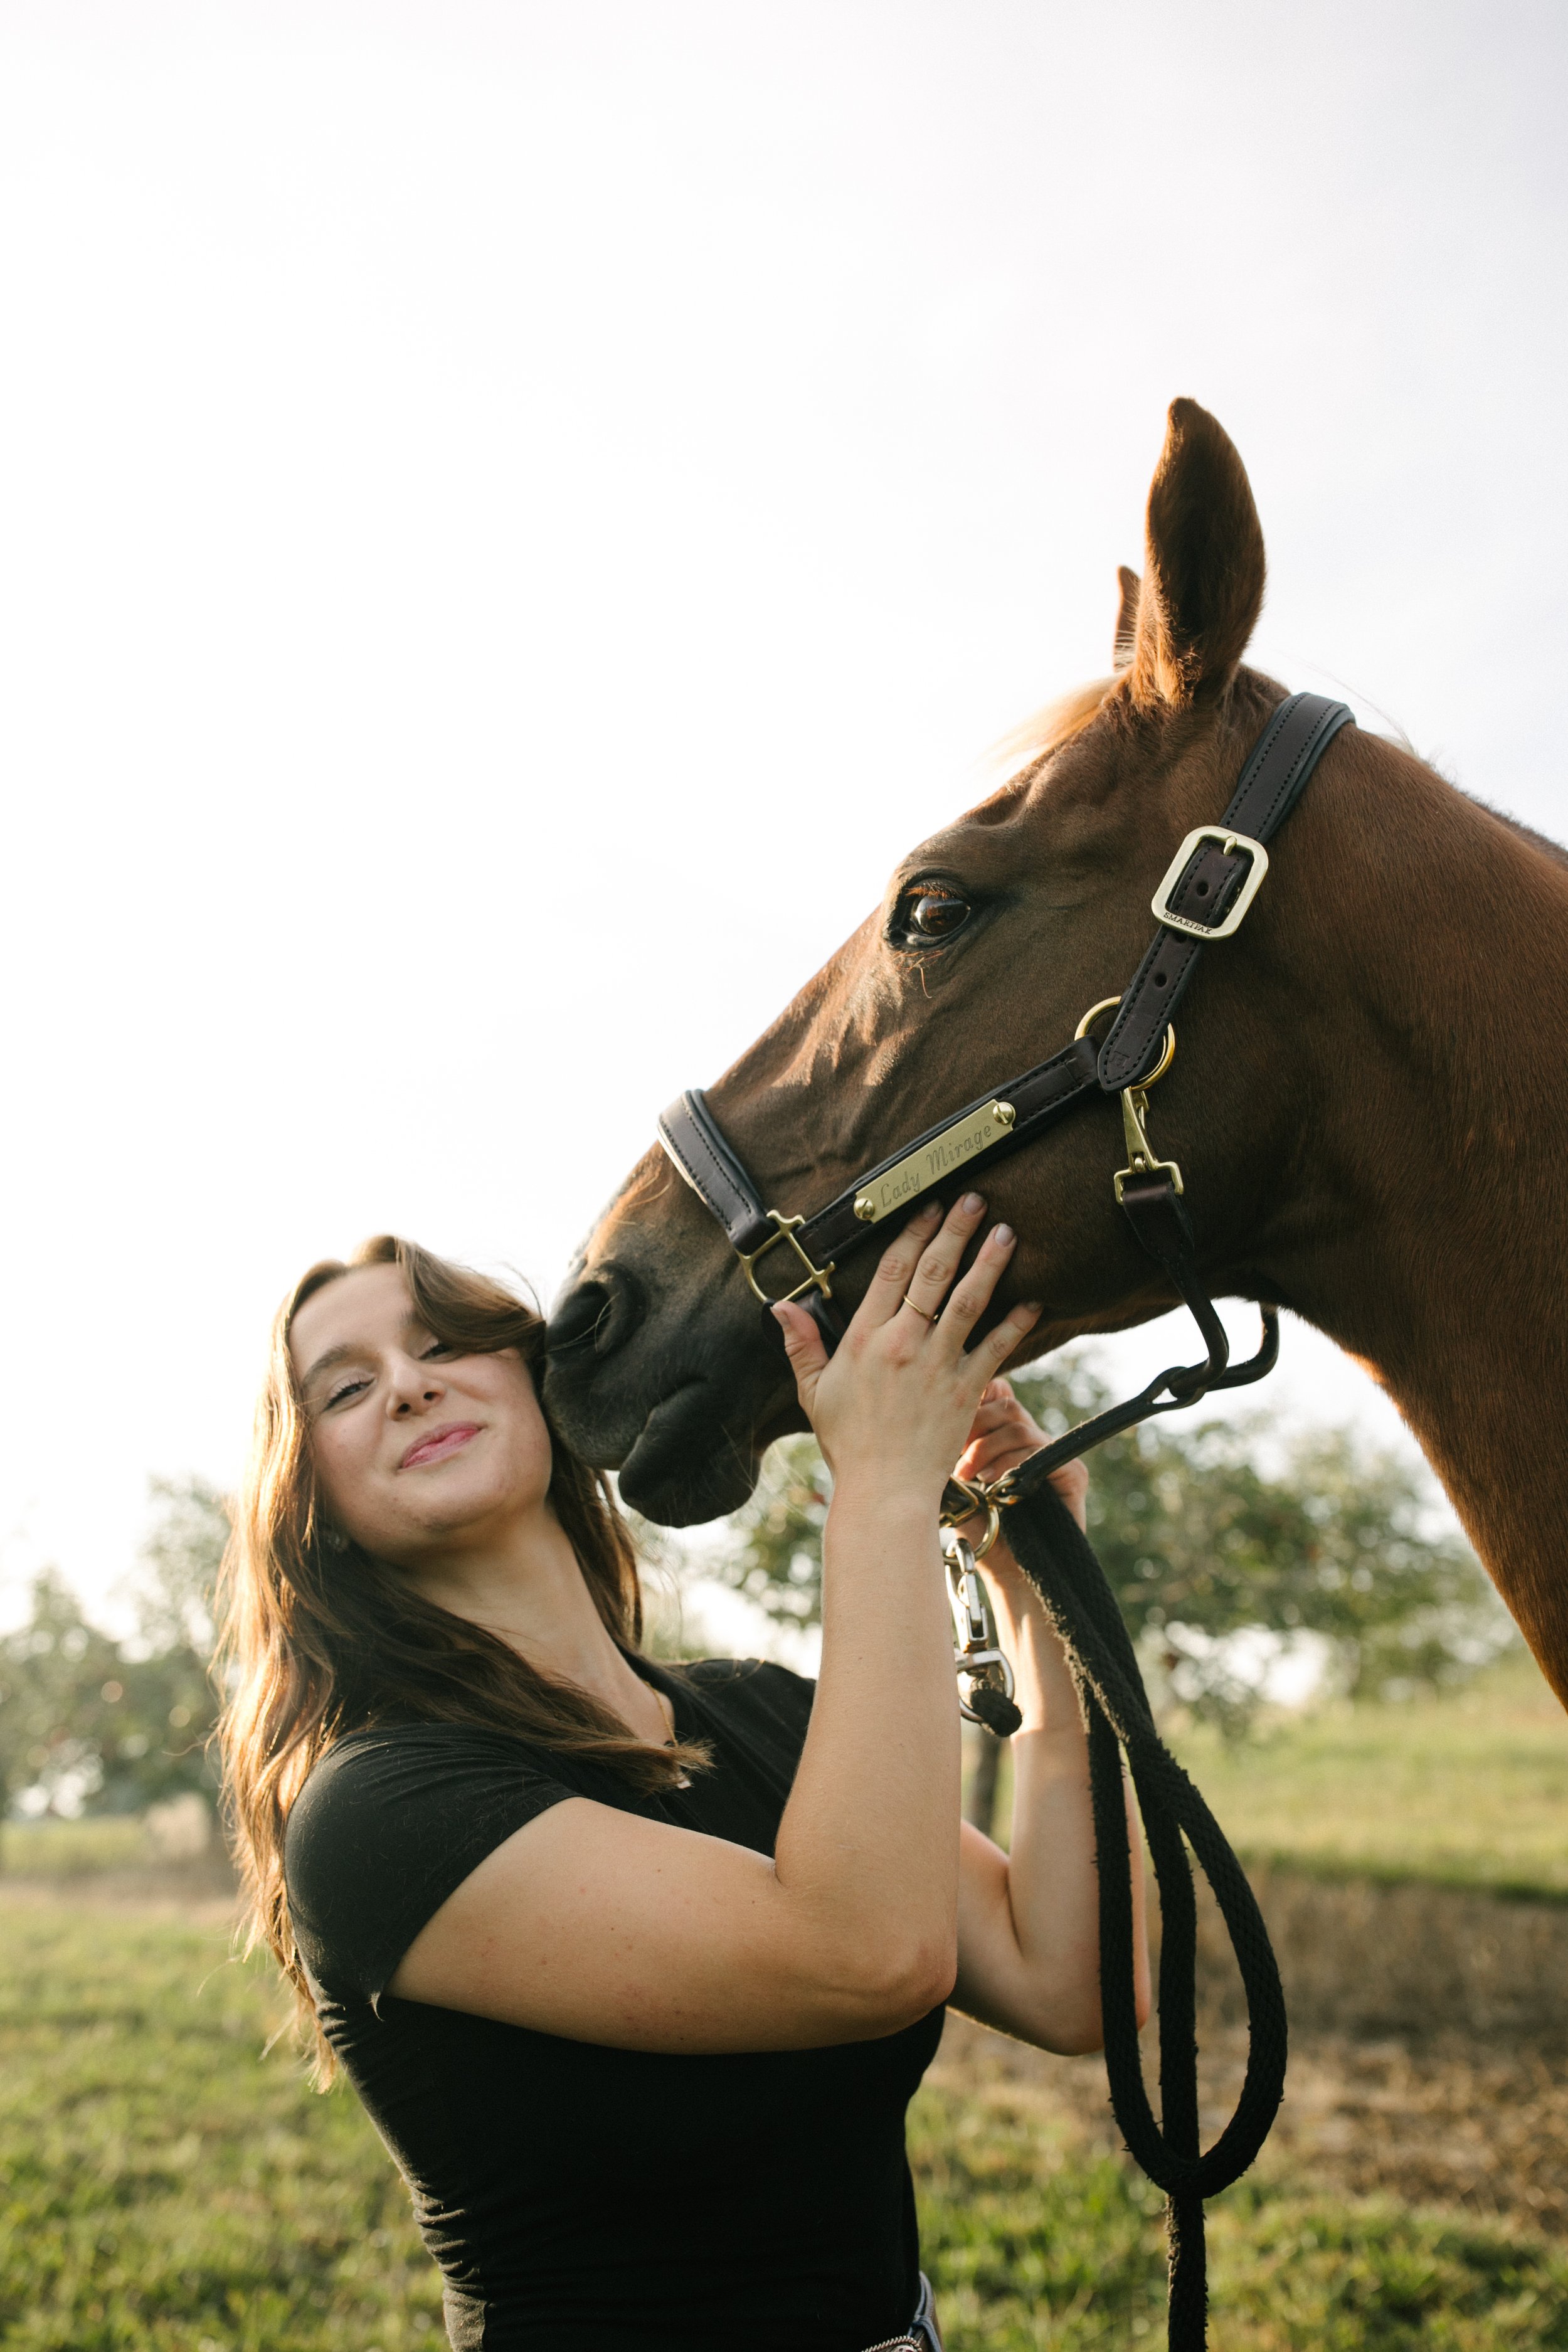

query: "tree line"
left=711, top=1357, right=1512, bottom=1732
left=0, top=1478, right=226, bottom=1821
left=0, top=1363, right=1512, bottom=1824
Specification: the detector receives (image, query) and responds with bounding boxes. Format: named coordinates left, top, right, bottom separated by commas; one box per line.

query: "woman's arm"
left=388, top=1194, right=1041, bottom=2053
left=950, top=1383, right=1152, bottom=2053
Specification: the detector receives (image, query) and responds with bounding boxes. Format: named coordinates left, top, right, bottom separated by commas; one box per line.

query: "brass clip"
left=737, top=1212, right=835, bottom=1306
left=1112, top=1024, right=1182, bottom=1202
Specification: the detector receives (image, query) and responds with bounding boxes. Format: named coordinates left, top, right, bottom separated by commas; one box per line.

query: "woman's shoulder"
left=284, top=1720, right=580, bottom=2003
left=672, top=1655, right=816, bottom=1740
left=285, top=1722, right=573, bottom=1904
left=681, top=1654, right=815, bottom=1695
left=290, top=1716, right=553, bottom=1816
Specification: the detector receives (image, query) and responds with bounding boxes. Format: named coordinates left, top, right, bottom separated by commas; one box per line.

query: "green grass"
left=910, top=2079, right=1568, bottom=2349
left=0, top=1903, right=444, bottom=2350
left=1, top=1818, right=156, bottom=1878
left=971, top=1650, right=1568, bottom=1902
left=1165, top=1651, right=1568, bottom=1901
left=3, top=1896, right=1567, bottom=2350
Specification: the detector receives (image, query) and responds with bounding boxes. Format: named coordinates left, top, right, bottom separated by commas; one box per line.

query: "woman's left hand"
left=953, top=1378, right=1088, bottom=1532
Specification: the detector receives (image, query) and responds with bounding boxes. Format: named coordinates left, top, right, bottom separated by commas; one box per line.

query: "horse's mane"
left=989, top=677, right=1568, bottom=881
left=1478, top=800, right=1568, bottom=871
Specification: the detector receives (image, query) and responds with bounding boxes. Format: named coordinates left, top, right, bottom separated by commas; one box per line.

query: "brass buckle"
left=737, top=1211, right=835, bottom=1306
left=1151, top=825, right=1269, bottom=940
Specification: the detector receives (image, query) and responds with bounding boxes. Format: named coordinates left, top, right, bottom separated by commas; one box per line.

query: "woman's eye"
left=894, top=884, right=972, bottom=946
left=326, top=1376, right=371, bottom=1409
left=421, top=1339, right=455, bottom=1361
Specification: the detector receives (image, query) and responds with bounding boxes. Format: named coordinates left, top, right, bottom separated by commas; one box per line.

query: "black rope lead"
left=1000, top=1475, right=1288, bottom=2352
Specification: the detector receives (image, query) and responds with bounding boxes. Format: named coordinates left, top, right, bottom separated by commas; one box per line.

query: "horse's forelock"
left=987, top=676, right=1118, bottom=785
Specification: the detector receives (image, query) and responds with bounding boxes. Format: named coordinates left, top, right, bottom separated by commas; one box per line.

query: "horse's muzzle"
left=546, top=1261, right=646, bottom=1363
left=545, top=1261, right=788, bottom=1523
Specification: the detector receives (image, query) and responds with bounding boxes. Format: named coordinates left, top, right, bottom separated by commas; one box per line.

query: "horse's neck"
left=1269, top=732, right=1568, bottom=1697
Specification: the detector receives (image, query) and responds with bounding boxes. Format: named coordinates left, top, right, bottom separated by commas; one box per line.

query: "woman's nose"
left=387, top=1353, right=444, bottom=1411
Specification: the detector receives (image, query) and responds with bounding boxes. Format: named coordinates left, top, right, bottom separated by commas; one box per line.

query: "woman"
left=218, top=1192, right=1149, bottom=2352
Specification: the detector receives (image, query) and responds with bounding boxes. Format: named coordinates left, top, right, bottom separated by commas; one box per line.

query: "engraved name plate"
left=852, top=1101, right=1016, bottom=1226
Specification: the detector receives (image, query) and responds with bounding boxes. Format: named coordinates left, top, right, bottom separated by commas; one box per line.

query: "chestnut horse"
left=545, top=400, right=1568, bottom=1705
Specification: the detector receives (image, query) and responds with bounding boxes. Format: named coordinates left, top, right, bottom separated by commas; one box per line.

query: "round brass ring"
left=941, top=1476, right=1002, bottom=1558
left=1073, top=994, right=1177, bottom=1086
left=1144, top=1025, right=1178, bottom=1086
left=1074, top=993, right=1121, bottom=1041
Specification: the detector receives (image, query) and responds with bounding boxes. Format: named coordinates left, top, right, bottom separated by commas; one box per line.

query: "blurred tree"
left=0, top=1571, right=124, bottom=1818
left=0, top=1477, right=229, bottom=1823
left=717, top=1436, right=832, bottom=1636
left=130, top=1473, right=227, bottom=1656
left=709, top=1357, right=1512, bottom=1744
left=1013, top=1361, right=1511, bottom=1734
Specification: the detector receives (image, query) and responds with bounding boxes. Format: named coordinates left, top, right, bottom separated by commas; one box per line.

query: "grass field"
left=4, top=1652, right=1566, bottom=2347
left=1, top=1818, right=159, bottom=1878
left=1167, top=1650, right=1568, bottom=1902
left=969, top=1649, right=1568, bottom=1904
left=3, top=1885, right=1567, bottom=2351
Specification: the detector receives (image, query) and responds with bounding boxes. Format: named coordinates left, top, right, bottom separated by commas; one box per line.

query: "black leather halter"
left=659, top=691, right=1353, bottom=1467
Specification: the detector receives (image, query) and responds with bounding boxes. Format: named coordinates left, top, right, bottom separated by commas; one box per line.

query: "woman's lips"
left=400, top=1422, right=482, bottom=1470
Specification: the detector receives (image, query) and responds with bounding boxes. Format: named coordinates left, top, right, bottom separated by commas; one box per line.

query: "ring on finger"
left=902, top=1293, right=936, bottom=1320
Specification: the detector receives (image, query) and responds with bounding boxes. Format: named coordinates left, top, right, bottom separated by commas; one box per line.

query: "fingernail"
left=961, top=1192, right=985, bottom=1215
left=1021, top=1300, right=1043, bottom=1316
left=770, top=1303, right=789, bottom=1323
left=993, top=1223, right=1015, bottom=1247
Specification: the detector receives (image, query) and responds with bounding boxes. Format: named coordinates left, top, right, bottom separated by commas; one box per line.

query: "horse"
left=544, top=397, right=1568, bottom=1709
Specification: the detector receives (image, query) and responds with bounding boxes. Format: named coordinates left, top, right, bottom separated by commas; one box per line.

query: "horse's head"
left=546, top=400, right=1326, bottom=1523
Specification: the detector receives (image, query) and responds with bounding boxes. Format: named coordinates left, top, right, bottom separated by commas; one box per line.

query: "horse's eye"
left=896, top=884, right=972, bottom=945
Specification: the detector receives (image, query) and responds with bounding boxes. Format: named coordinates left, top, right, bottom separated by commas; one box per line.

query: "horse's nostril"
left=547, top=1280, right=610, bottom=1353
left=547, top=1267, right=645, bottom=1361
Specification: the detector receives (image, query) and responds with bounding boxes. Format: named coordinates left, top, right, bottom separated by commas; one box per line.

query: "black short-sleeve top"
left=283, top=1656, right=944, bottom=2351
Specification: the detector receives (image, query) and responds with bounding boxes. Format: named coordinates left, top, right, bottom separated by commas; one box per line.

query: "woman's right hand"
left=771, top=1192, right=1041, bottom=1510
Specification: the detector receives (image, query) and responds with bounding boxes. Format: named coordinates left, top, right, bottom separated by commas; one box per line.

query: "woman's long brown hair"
left=215, top=1234, right=703, bottom=2080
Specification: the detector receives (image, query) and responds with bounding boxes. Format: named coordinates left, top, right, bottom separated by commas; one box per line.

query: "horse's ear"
left=1129, top=399, right=1266, bottom=707
left=1112, top=566, right=1140, bottom=670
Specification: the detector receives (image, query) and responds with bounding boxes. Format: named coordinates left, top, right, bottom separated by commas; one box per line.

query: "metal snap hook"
left=940, top=1523, right=1018, bottom=1730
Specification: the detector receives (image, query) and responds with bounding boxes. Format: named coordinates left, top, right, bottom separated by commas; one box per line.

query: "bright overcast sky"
left=1, top=0, right=1562, bottom=1624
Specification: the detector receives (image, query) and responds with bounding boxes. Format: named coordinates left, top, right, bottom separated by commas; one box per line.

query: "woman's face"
left=290, top=1263, right=553, bottom=1567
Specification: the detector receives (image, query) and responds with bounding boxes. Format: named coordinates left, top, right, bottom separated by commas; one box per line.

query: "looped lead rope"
left=999, top=1470, right=1288, bottom=2350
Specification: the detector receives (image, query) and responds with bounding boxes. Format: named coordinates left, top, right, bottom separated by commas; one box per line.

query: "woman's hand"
left=771, top=1193, right=1041, bottom=1512
left=955, top=1378, right=1088, bottom=1532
